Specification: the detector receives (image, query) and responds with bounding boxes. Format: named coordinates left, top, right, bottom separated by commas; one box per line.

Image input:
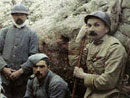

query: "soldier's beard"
left=12, top=19, right=26, bottom=28
left=16, top=18, right=24, bottom=25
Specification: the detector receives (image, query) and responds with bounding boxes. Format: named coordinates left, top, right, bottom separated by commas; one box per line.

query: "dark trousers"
left=2, top=83, right=27, bottom=98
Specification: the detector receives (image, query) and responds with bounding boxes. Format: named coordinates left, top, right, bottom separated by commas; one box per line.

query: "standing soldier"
left=0, top=4, right=38, bottom=98
left=73, top=11, right=128, bottom=98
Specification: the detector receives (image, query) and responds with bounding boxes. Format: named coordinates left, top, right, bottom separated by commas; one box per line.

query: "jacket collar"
left=92, top=34, right=109, bottom=45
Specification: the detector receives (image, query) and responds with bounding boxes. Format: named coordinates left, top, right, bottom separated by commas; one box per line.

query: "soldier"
left=23, top=53, right=71, bottom=98
left=73, top=11, right=128, bottom=98
left=0, top=4, right=38, bottom=98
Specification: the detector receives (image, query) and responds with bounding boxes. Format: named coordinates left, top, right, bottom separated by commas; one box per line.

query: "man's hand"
left=9, top=68, right=23, bottom=80
left=2, top=67, right=16, bottom=79
left=73, top=67, right=86, bottom=79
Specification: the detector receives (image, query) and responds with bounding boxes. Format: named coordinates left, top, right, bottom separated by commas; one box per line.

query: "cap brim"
left=84, top=15, right=101, bottom=24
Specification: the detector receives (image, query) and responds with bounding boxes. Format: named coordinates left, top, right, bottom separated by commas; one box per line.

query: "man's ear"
left=105, top=26, right=109, bottom=34
left=26, top=15, right=28, bottom=19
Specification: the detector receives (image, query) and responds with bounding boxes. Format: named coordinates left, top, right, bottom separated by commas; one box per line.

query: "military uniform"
left=82, top=35, right=127, bottom=98
left=24, top=70, right=70, bottom=98
left=0, top=25, right=38, bottom=98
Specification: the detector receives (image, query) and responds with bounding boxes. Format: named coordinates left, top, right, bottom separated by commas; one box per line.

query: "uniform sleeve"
left=24, top=79, right=34, bottom=98
left=20, top=31, right=38, bottom=74
left=49, top=81, right=68, bottom=98
left=84, top=43, right=127, bottom=90
left=0, top=28, right=8, bottom=71
left=21, top=59, right=33, bottom=74
left=29, top=31, right=39, bottom=55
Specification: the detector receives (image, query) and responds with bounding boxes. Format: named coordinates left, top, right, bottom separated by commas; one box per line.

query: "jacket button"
left=14, top=46, right=17, bottom=49
left=13, top=55, right=16, bottom=57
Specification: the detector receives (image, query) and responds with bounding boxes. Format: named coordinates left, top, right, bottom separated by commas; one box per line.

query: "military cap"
left=84, top=11, right=111, bottom=34
left=29, top=53, right=48, bottom=65
left=11, top=4, right=29, bottom=15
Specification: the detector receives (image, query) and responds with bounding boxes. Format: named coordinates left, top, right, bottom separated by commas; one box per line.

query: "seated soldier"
left=23, top=53, right=71, bottom=98
left=73, top=11, right=128, bottom=98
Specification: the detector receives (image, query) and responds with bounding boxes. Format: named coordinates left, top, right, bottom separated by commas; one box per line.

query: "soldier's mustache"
left=35, top=71, right=41, bottom=76
left=16, top=18, right=24, bottom=25
left=89, top=31, right=97, bottom=36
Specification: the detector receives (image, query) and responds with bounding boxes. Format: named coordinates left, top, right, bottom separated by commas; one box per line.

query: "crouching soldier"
left=23, top=53, right=71, bottom=98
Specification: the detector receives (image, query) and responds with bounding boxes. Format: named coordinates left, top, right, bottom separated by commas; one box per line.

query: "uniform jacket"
left=0, top=25, right=38, bottom=86
left=82, top=35, right=127, bottom=98
left=24, top=70, right=70, bottom=98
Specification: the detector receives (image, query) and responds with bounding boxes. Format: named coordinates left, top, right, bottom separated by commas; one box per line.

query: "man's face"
left=33, top=60, right=48, bottom=80
left=86, top=17, right=109, bottom=40
left=12, top=13, right=27, bottom=25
